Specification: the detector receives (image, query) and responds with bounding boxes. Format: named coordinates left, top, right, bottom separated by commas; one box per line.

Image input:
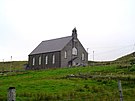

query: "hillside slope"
left=0, top=61, right=27, bottom=72
left=89, top=52, right=135, bottom=66
left=0, top=65, right=135, bottom=101
left=115, top=52, right=135, bottom=64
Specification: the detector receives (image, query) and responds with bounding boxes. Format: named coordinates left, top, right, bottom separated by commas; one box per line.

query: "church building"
left=28, top=28, right=88, bottom=69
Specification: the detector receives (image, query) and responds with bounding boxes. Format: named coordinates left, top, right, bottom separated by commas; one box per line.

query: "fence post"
left=8, top=87, right=16, bottom=101
left=118, top=80, right=123, bottom=101
left=2, top=59, right=4, bottom=73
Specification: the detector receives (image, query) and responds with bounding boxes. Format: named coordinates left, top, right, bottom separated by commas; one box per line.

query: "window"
left=52, top=54, right=55, bottom=64
left=82, top=53, right=85, bottom=60
left=45, top=56, right=48, bottom=64
left=64, top=51, right=67, bottom=58
left=72, top=47, right=77, bottom=55
left=39, top=56, right=41, bottom=65
left=32, top=57, right=35, bottom=66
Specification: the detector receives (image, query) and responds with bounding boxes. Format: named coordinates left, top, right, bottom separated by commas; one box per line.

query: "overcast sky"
left=0, top=0, right=135, bottom=61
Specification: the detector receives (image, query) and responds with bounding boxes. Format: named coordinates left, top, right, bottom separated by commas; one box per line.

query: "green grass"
left=0, top=52, right=135, bottom=100
left=0, top=65, right=135, bottom=101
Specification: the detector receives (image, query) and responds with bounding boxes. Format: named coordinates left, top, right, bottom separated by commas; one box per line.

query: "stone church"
left=28, top=28, right=88, bottom=69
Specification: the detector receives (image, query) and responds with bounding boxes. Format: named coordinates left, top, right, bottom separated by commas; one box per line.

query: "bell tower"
left=71, top=27, right=78, bottom=66
left=72, top=27, right=77, bottom=39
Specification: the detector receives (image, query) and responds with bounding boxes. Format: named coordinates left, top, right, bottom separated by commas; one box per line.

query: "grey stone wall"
left=75, top=39, right=88, bottom=66
left=42, top=51, right=61, bottom=68
left=61, top=38, right=88, bottom=67
left=28, top=51, right=61, bottom=69
left=61, top=40, right=72, bottom=67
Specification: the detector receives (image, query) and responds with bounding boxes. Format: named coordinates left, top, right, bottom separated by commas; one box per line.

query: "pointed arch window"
left=64, top=51, right=67, bottom=59
left=82, top=53, right=85, bottom=60
left=32, top=57, right=35, bottom=66
left=39, top=56, right=41, bottom=65
left=45, top=56, right=48, bottom=64
left=72, top=47, right=77, bottom=55
left=52, top=54, right=55, bottom=64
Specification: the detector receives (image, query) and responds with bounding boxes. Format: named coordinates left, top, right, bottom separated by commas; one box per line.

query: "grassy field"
left=0, top=52, right=135, bottom=101
left=0, top=64, right=135, bottom=101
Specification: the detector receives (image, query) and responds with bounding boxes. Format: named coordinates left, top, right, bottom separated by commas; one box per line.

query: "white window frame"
left=45, top=56, right=48, bottom=64
left=32, top=57, right=35, bottom=66
left=72, top=47, right=77, bottom=55
left=64, top=51, right=67, bottom=59
left=52, top=54, right=55, bottom=64
left=39, top=56, right=41, bottom=65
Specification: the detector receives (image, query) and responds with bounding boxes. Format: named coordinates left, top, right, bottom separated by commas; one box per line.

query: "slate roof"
left=29, top=36, right=72, bottom=55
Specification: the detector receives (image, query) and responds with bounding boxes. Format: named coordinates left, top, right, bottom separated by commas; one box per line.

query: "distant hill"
left=89, top=52, right=135, bottom=66
left=114, top=52, right=135, bottom=66
left=0, top=61, right=27, bottom=72
left=115, top=52, right=135, bottom=62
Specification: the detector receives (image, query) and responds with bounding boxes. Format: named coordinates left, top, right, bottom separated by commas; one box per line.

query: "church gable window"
left=64, top=51, right=67, bottom=59
left=82, top=53, right=85, bottom=60
left=72, top=47, right=77, bottom=55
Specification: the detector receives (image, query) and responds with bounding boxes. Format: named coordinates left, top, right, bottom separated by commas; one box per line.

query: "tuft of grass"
left=129, top=65, right=135, bottom=72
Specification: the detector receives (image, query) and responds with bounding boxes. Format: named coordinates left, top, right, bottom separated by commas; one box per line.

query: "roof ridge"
left=42, top=36, right=72, bottom=42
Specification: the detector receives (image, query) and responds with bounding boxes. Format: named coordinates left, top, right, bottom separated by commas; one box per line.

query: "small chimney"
left=72, top=27, right=77, bottom=39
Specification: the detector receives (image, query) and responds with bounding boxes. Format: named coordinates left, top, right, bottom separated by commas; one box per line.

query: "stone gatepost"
left=8, top=87, right=16, bottom=101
